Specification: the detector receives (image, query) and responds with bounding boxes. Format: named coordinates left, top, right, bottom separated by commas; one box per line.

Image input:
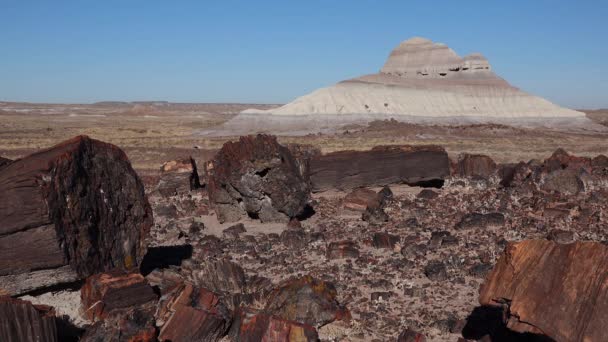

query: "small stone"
left=397, top=329, right=426, bottom=342
left=327, top=241, right=360, bottom=260
left=372, top=232, right=400, bottom=249
left=547, top=229, right=575, bottom=244
left=417, top=189, right=438, bottom=199
left=424, top=261, right=447, bottom=281
left=280, top=229, right=307, bottom=249
left=222, top=223, right=246, bottom=239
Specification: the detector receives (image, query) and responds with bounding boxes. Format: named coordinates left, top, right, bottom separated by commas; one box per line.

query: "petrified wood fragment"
left=265, top=275, right=349, bottom=328
left=479, top=240, right=608, bottom=341
left=81, top=270, right=157, bottom=321
left=0, top=296, right=57, bottom=342
left=0, top=136, right=152, bottom=295
left=229, top=307, right=319, bottom=342
left=157, top=283, right=231, bottom=342
left=206, top=134, right=311, bottom=223
left=309, top=145, right=449, bottom=192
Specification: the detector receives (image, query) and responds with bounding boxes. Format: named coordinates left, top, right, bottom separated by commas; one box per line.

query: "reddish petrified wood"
left=309, top=145, right=449, bottom=192
left=326, top=241, right=360, bottom=260
left=81, top=270, right=157, bottom=321
left=0, top=296, right=57, bottom=342
left=455, top=153, right=497, bottom=179
left=0, top=136, right=152, bottom=295
left=157, top=283, right=231, bottom=342
left=342, top=188, right=378, bottom=212
left=479, top=240, right=608, bottom=341
left=206, top=134, right=310, bottom=223
left=229, top=307, right=319, bottom=342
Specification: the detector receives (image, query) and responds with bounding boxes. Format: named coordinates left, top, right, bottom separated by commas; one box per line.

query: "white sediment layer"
left=216, top=37, right=593, bottom=134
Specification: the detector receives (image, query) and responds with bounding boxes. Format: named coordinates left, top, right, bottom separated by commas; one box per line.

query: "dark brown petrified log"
left=309, top=145, right=450, bottom=192
left=0, top=136, right=153, bottom=295
left=0, top=296, right=57, bottom=342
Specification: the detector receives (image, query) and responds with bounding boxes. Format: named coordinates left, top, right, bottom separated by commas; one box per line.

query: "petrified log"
left=479, top=240, right=608, bottom=341
left=455, top=153, right=497, bottom=179
left=0, top=136, right=153, bottom=295
left=81, top=270, right=157, bottom=321
left=229, top=307, right=319, bottom=342
left=0, top=296, right=57, bottom=342
left=156, top=157, right=201, bottom=197
left=206, top=135, right=311, bottom=223
left=309, top=145, right=449, bottom=192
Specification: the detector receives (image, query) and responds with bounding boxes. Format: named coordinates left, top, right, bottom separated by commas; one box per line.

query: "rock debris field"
left=1, top=134, right=607, bottom=342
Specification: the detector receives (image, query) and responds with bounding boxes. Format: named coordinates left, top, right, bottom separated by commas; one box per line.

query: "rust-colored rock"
left=265, top=275, right=349, bottom=328
left=456, top=153, right=497, bottom=179
left=397, top=328, right=426, bottom=342
left=229, top=307, right=319, bottom=342
left=309, top=145, right=449, bottom=192
left=326, top=240, right=360, bottom=260
left=156, top=157, right=201, bottom=197
left=157, top=283, right=231, bottom=342
left=206, top=135, right=311, bottom=223
left=479, top=240, right=608, bottom=341
left=0, top=296, right=57, bottom=342
left=343, top=188, right=379, bottom=212
left=0, top=136, right=152, bottom=295
left=81, top=270, right=157, bottom=321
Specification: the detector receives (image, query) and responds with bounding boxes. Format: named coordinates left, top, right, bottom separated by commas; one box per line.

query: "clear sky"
left=1, top=1, right=606, bottom=108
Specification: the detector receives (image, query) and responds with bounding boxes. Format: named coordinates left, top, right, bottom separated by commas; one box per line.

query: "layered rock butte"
left=228, top=37, right=592, bottom=133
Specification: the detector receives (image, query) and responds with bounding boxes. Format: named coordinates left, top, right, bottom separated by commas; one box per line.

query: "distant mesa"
left=219, top=37, right=598, bottom=134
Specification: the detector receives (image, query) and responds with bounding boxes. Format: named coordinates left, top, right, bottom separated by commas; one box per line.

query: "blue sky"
left=0, top=1, right=606, bottom=108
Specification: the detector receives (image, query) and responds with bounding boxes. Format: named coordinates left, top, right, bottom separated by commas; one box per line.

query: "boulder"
left=0, top=136, right=152, bottom=295
left=479, top=240, right=608, bottom=341
left=456, top=153, right=497, bottom=179
left=156, top=157, right=201, bottom=197
left=0, top=296, right=57, bottom=342
left=229, top=307, right=319, bottom=342
left=309, top=145, right=449, bottom=192
left=206, top=135, right=311, bottom=223
left=541, top=168, right=585, bottom=194
left=264, top=275, right=349, bottom=328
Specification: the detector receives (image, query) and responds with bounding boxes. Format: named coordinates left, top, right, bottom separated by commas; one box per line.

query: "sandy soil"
left=1, top=102, right=607, bottom=173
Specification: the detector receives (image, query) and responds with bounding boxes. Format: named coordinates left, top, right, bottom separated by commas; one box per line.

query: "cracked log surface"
left=0, top=296, right=57, bottom=342
left=206, top=134, right=311, bottom=223
left=0, top=136, right=152, bottom=295
left=309, top=145, right=450, bottom=192
left=479, top=240, right=608, bottom=341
